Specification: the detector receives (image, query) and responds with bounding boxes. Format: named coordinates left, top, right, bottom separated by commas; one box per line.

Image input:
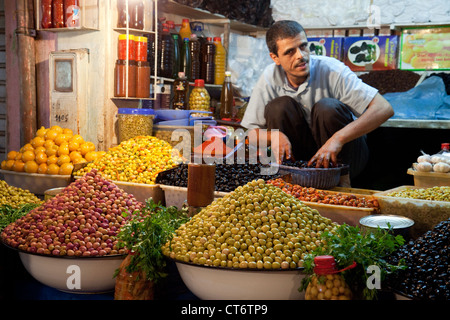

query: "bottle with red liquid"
left=64, top=0, right=81, bottom=28
left=41, top=0, right=53, bottom=29
left=52, top=0, right=65, bottom=28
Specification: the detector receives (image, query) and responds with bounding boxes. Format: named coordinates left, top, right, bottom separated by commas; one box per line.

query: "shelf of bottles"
left=36, top=0, right=100, bottom=31
left=112, top=0, right=158, bottom=100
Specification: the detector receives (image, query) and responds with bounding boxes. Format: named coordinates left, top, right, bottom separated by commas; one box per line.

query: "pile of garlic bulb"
left=415, top=153, right=450, bottom=173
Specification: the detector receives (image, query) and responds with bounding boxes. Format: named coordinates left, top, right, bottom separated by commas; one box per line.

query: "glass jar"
left=305, top=255, right=354, bottom=300
left=189, top=79, right=210, bottom=111
left=135, top=36, right=148, bottom=62
left=117, top=108, right=155, bottom=143
left=52, top=0, right=65, bottom=28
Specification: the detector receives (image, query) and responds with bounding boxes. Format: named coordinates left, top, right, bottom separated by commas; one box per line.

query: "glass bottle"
left=181, top=38, right=191, bottom=81
left=213, top=37, right=226, bottom=85
left=220, top=71, right=234, bottom=120
left=305, top=255, right=353, bottom=300
left=172, top=72, right=189, bottom=110
left=201, top=37, right=215, bottom=84
left=117, top=0, right=128, bottom=28
left=189, top=34, right=201, bottom=82
left=159, top=25, right=174, bottom=78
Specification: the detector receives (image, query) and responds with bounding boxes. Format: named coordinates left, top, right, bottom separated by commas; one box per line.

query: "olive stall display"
left=0, top=125, right=103, bottom=175
left=156, top=162, right=283, bottom=192
left=386, top=218, right=450, bottom=300
left=0, top=180, right=43, bottom=208
left=162, top=179, right=338, bottom=269
left=74, top=136, right=182, bottom=184
left=385, top=186, right=450, bottom=202
left=1, top=169, right=143, bottom=257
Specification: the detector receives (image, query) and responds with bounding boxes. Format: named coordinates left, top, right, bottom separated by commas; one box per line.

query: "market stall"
left=0, top=0, right=449, bottom=303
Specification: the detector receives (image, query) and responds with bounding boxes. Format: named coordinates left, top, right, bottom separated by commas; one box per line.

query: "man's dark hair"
left=266, top=20, right=306, bottom=55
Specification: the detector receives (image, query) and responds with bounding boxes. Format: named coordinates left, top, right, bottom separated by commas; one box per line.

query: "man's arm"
left=248, top=128, right=293, bottom=163
left=308, top=93, right=394, bottom=167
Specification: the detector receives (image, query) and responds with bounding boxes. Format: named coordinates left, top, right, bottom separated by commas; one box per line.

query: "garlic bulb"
left=417, top=162, right=433, bottom=172
left=433, top=162, right=450, bottom=173
left=417, top=155, right=432, bottom=163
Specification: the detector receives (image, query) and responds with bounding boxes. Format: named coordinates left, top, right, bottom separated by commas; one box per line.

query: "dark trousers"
left=264, top=96, right=369, bottom=179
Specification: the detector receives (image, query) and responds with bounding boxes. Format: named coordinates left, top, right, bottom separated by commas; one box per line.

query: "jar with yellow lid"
left=189, top=79, right=210, bottom=112
left=305, top=255, right=355, bottom=300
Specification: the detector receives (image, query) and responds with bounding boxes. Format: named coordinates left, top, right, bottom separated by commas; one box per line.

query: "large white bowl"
left=18, top=251, right=125, bottom=294
left=175, top=261, right=306, bottom=300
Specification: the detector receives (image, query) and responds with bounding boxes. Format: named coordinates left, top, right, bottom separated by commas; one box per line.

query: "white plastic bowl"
left=175, top=261, right=306, bottom=300
left=18, top=251, right=125, bottom=293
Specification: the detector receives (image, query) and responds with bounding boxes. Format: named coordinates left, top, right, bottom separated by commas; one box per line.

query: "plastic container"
left=201, top=37, right=215, bottom=84
left=0, top=169, right=71, bottom=195
left=278, top=164, right=342, bottom=189
left=117, top=108, right=155, bottom=143
left=159, top=184, right=227, bottom=209
left=305, top=256, right=354, bottom=300
left=117, top=0, right=128, bottom=28
left=189, top=34, right=201, bottom=81
left=220, top=71, right=234, bottom=120
left=189, top=79, right=210, bottom=111
left=64, top=0, right=80, bottom=28
left=159, top=26, right=174, bottom=78
left=135, top=36, right=148, bottom=62
left=437, top=142, right=450, bottom=157
left=136, top=61, right=150, bottom=98
left=373, top=185, right=450, bottom=239
left=114, top=60, right=137, bottom=97
left=129, top=0, right=144, bottom=30
left=407, top=168, right=450, bottom=187
left=181, top=38, right=191, bottom=80
left=152, top=125, right=195, bottom=156
left=187, top=163, right=216, bottom=207
left=118, top=34, right=136, bottom=61
left=179, top=18, right=192, bottom=42
left=172, top=72, right=189, bottom=110
left=214, top=37, right=226, bottom=85
left=41, top=0, right=52, bottom=28
left=52, top=0, right=65, bottom=28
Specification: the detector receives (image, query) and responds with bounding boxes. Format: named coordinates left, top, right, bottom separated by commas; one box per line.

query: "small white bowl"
left=18, top=251, right=125, bottom=294
left=175, top=261, right=306, bottom=300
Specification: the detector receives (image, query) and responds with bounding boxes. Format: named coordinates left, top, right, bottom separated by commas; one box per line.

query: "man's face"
left=270, top=32, right=310, bottom=87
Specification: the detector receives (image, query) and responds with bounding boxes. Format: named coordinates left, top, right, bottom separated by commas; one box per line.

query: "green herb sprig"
left=115, top=199, right=190, bottom=283
left=300, top=224, right=407, bottom=300
left=0, top=203, right=41, bottom=233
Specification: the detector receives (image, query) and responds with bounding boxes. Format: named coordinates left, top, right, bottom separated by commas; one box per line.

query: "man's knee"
left=265, top=96, right=299, bottom=118
left=312, top=98, right=352, bottom=124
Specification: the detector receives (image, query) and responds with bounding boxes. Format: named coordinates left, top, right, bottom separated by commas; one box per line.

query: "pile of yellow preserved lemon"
left=1, top=126, right=103, bottom=176
left=73, top=135, right=182, bottom=184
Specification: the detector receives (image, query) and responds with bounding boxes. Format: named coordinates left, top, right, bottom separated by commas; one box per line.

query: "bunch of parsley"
left=0, top=203, right=41, bottom=233
left=115, top=199, right=190, bottom=283
left=300, top=224, right=407, bottom=300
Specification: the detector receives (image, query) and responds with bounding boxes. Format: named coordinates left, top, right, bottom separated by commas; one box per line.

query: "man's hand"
left=308, top=136, right=343, bottom=168
left=270, top=130, right=292, bottom=163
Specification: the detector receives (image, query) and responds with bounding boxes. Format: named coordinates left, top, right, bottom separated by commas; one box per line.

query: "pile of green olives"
left=163, top=179, right=338, bottom=269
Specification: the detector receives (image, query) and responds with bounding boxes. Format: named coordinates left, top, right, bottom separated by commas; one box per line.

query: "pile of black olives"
left=156, top=162, right=281, bottom=192
left=386, top=218, right=449, bottom=300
